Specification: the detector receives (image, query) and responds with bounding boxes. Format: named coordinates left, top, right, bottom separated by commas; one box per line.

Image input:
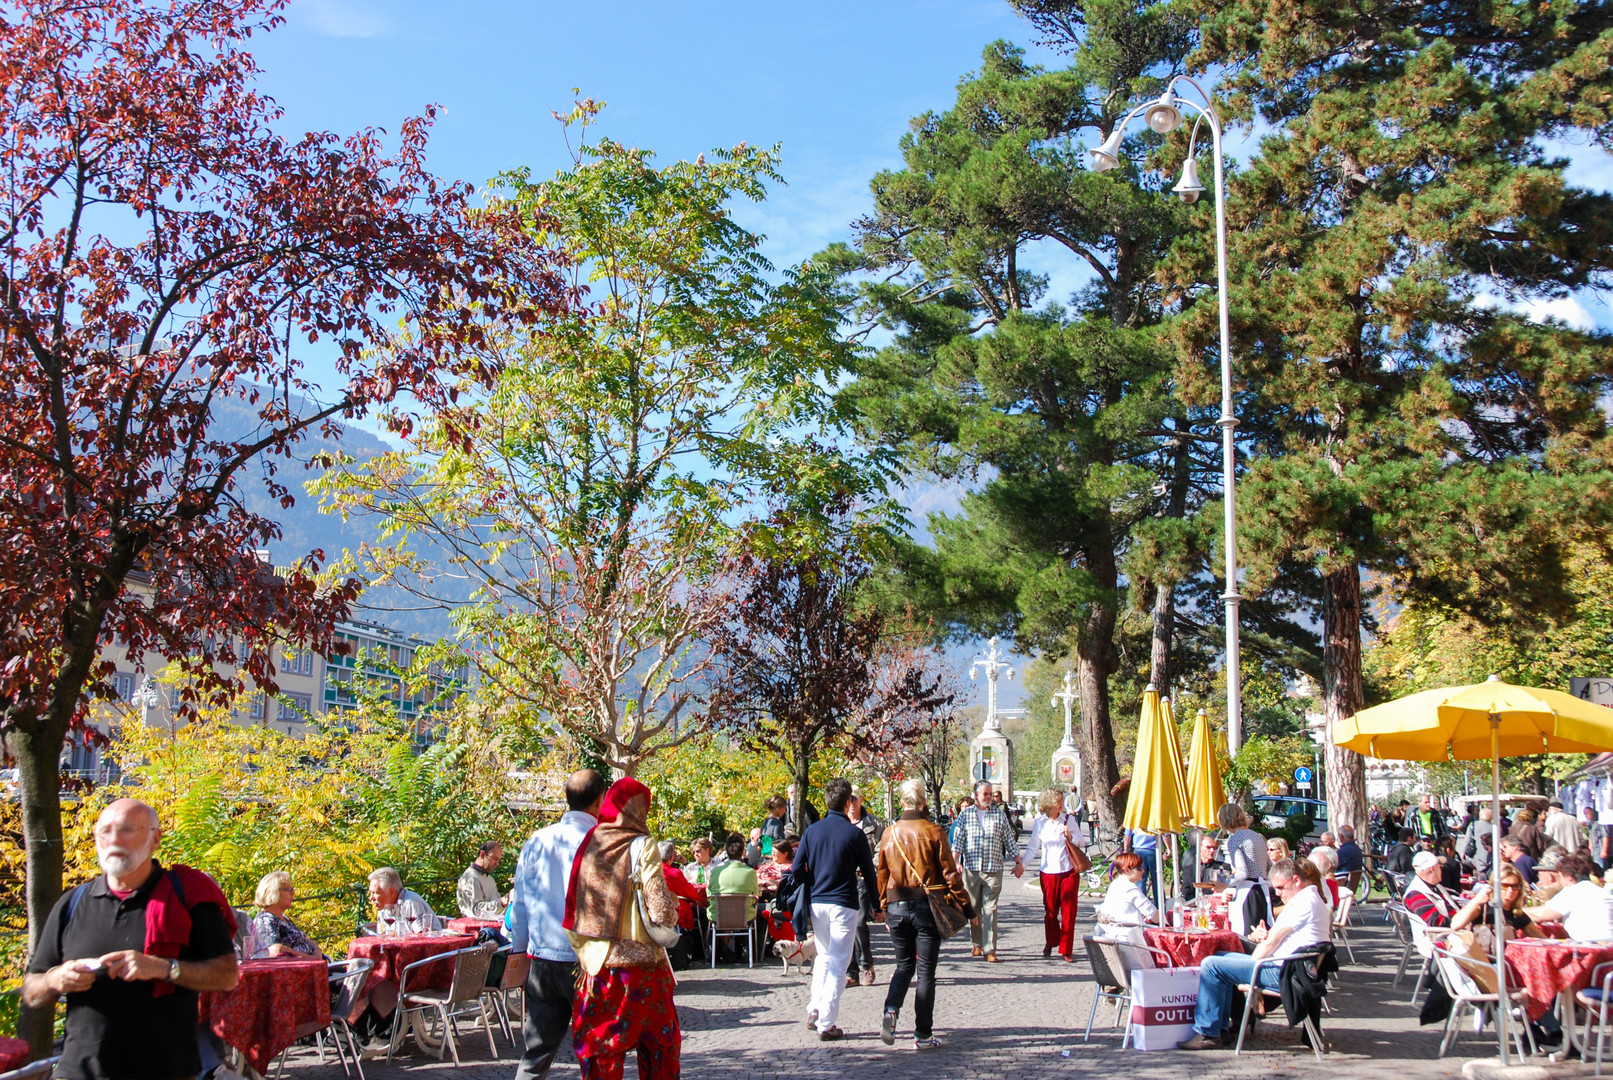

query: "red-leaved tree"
left=0, top=0, right=565, bottom=1047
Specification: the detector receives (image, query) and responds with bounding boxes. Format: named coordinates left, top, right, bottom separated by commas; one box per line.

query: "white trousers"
left=809, top=902, right=859, bottom=1031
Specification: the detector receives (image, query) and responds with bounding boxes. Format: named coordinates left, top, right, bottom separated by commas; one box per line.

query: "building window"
left=111, top=672, right=135, bottom=701
left=282, top=691, right=313, bottom=718
left=281, top=648, right=314, bottom=677
left=248, top=693, right=266, bottom=720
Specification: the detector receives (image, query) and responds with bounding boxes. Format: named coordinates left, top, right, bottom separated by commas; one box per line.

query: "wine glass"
left=378, top=905, right=399, bottom=937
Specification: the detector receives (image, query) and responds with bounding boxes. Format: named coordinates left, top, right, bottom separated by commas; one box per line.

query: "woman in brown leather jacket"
left=876, top=777, right=965, bottom=1050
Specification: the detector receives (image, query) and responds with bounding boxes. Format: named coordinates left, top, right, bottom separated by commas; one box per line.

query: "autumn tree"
left=714, top=505, right=950, bottom=833
left=318, top=105, right=862, bottom=775
left=1179, top=0, right=1613, bottom=838
left=0, top=0, right=558, bottom=1047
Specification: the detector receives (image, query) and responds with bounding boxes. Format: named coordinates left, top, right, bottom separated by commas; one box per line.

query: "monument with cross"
left=969, top=636, right=1015, bottom=798
left=1050, top=669, right=1081, bottom=794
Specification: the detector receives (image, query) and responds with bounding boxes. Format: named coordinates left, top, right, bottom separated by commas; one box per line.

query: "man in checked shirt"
left=951, top=780, right=1024, bottom=961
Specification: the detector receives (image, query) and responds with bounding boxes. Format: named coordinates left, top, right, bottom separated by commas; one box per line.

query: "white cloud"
left=303, top=0, right=390, bottom=38
left=1518, top=295, right=1598, bottom=332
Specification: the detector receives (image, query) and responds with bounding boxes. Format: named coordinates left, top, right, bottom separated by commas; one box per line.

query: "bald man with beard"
left=24, top=798, right=238, bottom=1080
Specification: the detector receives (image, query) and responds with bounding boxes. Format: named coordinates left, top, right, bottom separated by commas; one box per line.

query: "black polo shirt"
left=27, top=861, right=234, bottom=1080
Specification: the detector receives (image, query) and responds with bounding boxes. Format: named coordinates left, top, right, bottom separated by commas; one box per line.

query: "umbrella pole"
left=1492, top=714, right=1508, bottom=1065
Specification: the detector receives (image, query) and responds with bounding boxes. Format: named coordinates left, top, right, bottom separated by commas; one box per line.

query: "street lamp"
left=1089, top=76, right=1243, bottom=752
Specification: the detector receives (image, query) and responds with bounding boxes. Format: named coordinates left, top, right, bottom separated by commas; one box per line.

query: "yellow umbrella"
left=1185, top=707, right=1226, bottom=830
left=1335, top=676, right=1613, bottom=1064
left=1124, top=685, right=1192, bottom=834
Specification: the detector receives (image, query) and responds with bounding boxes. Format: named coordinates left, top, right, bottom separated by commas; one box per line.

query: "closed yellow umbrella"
left=1185, top=706, right=1226, bottom=830
left=1123, top=685, right=1191, bottom=835
left=1335, top=676, right=1613, bottom=1065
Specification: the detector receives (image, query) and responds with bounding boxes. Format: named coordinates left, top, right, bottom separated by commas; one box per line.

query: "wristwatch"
left=167, top=959, right=181, bottom=983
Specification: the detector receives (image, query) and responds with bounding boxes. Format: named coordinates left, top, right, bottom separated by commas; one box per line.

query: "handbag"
left=1062, top=815, right=1092, bottom=874
left=889, top=833, right=970, bottom=940
left=628, top=836, right=682, bottom=948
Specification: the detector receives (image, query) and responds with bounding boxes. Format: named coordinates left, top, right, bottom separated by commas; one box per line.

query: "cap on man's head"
left=1412, top=851, right=1441, bottom=873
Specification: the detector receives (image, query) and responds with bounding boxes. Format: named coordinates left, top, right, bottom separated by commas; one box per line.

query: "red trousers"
left=1039, top=869, right=1079, bottom=957
left=573, top=964, right=681, bottom=1080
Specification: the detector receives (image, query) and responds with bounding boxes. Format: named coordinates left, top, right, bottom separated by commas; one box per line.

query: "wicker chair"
left=389, top=941, right=499, bottom=1066
left=709, top=893, right=754, bottom=968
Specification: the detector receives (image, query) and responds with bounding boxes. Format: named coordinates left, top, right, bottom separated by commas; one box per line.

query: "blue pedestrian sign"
left=1294, top=766, right=1313, bottom=784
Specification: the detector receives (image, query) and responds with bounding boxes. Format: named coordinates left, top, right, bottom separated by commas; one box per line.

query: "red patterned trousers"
left=573, top=963, right=681, bottom=1080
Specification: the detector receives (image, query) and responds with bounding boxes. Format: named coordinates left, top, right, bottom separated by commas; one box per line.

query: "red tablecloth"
left=1143, top=928, right=1245, bottom=968
left=446, top=916, right=502, bottom=934
left=0, top=1036, right=31, bottom=1072
left=199, top=957, right=330, bottom=1076
left=1506, top=938, right=1613, bottom=1020
left=346, top=933, right=476, bottom=995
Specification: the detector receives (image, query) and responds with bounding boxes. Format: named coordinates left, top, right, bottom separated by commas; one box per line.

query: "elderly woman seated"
left=251, top=871, right=325, bottom=959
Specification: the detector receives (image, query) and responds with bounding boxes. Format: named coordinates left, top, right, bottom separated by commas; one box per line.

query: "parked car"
left=1251, top=794, right=1328, bottom=840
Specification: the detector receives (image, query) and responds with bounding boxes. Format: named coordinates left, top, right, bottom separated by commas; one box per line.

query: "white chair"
left=389, top=942, right=499, bottom=1066
left=1081, top=934, right=1176, bottom=1046
left=1386, top=902, right=1433, bottom=1001
left=1332, top=893, right=1357, bottom=963
left=1231, top=952, right=1331, bottom=1060
left=1430, top=939, right=1537, bottom=1060
left=709, top=893, right=754, bottom=968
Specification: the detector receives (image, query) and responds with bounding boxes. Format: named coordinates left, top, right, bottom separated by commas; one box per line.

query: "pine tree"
left=1175, top=0, right=1613, bottom=835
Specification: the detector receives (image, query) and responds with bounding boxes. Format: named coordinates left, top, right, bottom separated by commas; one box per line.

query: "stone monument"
left=969, top=636, right=1014, bottom=797
left=1050, top=669, right=1082, bottom=796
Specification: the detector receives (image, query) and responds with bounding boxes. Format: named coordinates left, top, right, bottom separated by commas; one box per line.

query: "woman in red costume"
left=564, top=777, right=681, bottom=1080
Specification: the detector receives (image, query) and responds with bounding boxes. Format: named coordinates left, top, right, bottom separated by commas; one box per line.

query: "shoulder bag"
left=628, top=836, right=682, bottom=948
left=889, top=832, right=970, bottom=940
left=1061, top=815, right=1093, bottom=874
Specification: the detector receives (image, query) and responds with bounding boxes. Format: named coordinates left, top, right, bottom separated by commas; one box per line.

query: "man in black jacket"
left=793, top=777, right=879, bottom=1041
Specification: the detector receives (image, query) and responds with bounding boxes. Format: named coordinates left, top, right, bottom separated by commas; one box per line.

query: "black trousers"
left=883, top=901, right=941, bottom=1039
left=514, top=957, right=577, bottom=1080
left=849, top=878, right=875, bottom=973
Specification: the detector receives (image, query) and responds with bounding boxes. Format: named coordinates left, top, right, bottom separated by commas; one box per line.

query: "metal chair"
left=1231, top=951, right=1331, bottom=1060
left=0, top=1057, right=60, bottom=1080
left=482, top=947, right=531, bottom=1045
left=1081, top=934, right=1175, bottom=1045
left=274, top=958, right=374, bottom=1080
left=1332, top=893, right=1358, bottom=963
left=709, top=893, right=754, bottom=968
left=1386, top=902, right=1433, bottom=1001
left=1576, top=960, right=1613, bottom=1074
left=390, top=941, right=499, bottom=1066
left=1431, top=940, right=1537, bottom=1060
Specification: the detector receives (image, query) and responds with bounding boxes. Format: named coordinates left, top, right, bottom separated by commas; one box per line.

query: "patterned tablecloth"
left=199, top=957, right=330, bottom=1075
left=446, top=916, right=503, bottom=934
left=0, top=1035, right=31, bottom=1072
left=1143, top=928, right=1245, bottom=968
left=346, top=932, right=476, bottom=996
left=1505, top=938, right=1613, bottom=1021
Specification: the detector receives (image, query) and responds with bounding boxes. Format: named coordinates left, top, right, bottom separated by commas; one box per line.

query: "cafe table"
left=1143, top=927, right=1245, bottom=968
left=344, top=932, right=476, bottom=1021
left=0, top=1036, right=31, bottom=1073
left=446, top=916, right=503, bottom=934
left=199, top=956, right=330, bottom=1076
left=1505, top=937, right=1613, bottom=1056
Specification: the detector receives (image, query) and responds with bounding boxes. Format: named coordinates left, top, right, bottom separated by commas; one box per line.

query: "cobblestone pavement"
left=273, top=881, right=1500, bottom=1080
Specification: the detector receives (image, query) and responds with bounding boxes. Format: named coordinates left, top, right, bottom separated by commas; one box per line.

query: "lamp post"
left=1089, top=77, right=1243, bottom=752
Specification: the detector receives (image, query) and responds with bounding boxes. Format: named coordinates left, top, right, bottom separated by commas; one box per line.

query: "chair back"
left=446, top=942, right=498, bottom=1004
left=1334, top=893, right=1354, bottom=928
left=712, top=893, right=751, bottom=931
left=327, top=957, right=374, bottom=1018
left=500, top=951, right=532, bottom=992
left=1084, top=935, right=1132, bottom=991
left=357, top=921, right=378, bottom=936
left=0, top=1057, right=60, bottom=1080
left=1432, top=942, right=1485, bottom=999
left=1385, top=901, right=1414, bottom=944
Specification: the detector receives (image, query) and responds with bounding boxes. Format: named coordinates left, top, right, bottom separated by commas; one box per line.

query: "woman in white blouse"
left=1096, top=852, right=1158, bottom=938
left=1024, top=788, right=1086, bottom=962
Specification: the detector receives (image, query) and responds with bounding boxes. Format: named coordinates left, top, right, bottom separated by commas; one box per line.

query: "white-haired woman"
left=876, top=777, right=965, bottom=1050
left=251, top=871, right=324, bottom=959
left=1024, top=787, right=1086, bottom=962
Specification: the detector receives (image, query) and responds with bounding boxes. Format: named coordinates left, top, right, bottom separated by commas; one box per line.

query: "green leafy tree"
left=319, top=102, right=864, bottom=774
left=1179, top=0, right=1613, bottom=837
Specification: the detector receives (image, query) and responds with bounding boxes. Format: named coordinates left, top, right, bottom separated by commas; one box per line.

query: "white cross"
left=969, top=636, right=1014, bottom=732
left=1052, top=670, right=1078, bottom=752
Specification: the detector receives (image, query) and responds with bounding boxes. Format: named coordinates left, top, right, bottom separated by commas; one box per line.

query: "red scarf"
left=144, top=864, right=237, bottom=997
left=563, top=778, right=651, bottom=938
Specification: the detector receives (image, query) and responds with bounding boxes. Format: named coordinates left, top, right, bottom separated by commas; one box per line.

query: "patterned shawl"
left=563, top=777, right=651, bottom=940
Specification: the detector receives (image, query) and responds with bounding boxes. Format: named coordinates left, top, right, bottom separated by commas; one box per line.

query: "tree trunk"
left=1322, top=562, right=1370, bottom=839
left=791, top=746, right=813, bottom=835
left=1077, top=544, right=1124, bottom=844
left=6, top=717, right=68, bottom=1056
left=1148, top=431, right=1193, bottom=694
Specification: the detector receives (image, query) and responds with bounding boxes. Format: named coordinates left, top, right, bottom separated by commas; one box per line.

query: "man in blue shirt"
left=506, top=769, right=607, bottom=1080
left=793, top=777, right=880, bottom=1040
left=1129, top=828, right=1160, bottom=905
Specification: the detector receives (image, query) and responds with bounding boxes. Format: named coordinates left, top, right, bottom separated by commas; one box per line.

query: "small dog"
left=773, top=932, right=817, bottom=976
